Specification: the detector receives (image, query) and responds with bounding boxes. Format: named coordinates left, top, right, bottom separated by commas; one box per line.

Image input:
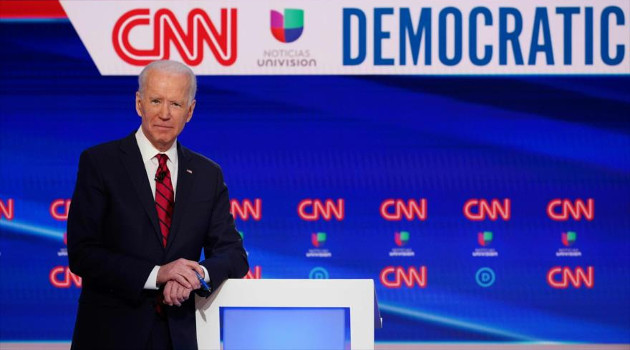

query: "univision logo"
left=270, top=9, right=304, bottom=43
left=394, top=231, right=410, bottom=247
left=562, top=231, right=576, bottom=247
left=311, top=232, right=327, bottom=248
left=478, top=231, right=493, bottom=246
left=389, top=231, right=415, bottom=257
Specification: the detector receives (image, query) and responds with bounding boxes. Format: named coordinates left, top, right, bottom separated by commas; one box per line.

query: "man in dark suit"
left=67, top=60, right=248, bottom=350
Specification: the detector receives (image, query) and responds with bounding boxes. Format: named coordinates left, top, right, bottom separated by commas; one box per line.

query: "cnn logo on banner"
left=112, top=8, right=237, bottom=66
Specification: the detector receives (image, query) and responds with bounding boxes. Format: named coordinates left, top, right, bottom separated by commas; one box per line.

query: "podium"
left=195, top=279, right=381, bottom=350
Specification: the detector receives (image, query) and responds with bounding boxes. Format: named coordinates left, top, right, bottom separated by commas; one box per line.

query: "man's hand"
left=162, top=280, right=192, bottom=307
left=156, top=258, right=203, bottom=289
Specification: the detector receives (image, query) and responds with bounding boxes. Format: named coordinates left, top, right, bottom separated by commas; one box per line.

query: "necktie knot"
left=156, top=153, right=168, bottom=167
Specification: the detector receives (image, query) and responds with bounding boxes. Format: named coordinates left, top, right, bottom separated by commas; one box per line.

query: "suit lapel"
left=166, top=142, right=194, bottom=251
left=119, top=133, right=163, bottom=249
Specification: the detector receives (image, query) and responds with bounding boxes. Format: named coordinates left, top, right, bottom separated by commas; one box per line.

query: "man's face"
left=136, top=69, right=196, bottom=151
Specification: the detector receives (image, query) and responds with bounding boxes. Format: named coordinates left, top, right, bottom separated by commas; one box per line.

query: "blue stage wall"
left=0, top=14, right=629, bottom=345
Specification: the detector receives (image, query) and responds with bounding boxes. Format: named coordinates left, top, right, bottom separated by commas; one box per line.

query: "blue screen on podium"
left=220, top=307, right=350, bottom=350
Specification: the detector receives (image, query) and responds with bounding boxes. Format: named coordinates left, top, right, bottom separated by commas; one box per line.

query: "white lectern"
left=195, top=279, right=381, bottom=350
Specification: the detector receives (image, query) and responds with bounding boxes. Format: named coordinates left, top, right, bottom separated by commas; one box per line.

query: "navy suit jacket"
left=67, top=132, right=248, bottom=350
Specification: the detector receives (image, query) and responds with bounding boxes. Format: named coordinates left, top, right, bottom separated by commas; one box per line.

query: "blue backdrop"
left=0, top=19, right=629, bottom=344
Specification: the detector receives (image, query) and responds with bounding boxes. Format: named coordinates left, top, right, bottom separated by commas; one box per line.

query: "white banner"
left=60, top=0, right=630, bottom=75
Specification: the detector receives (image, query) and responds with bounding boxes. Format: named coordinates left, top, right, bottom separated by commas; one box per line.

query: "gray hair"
left=138, top=60, right=197, bottom=103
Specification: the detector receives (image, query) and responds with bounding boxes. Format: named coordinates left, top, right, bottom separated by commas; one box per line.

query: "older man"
left=67, top=60, right=248, bottom=350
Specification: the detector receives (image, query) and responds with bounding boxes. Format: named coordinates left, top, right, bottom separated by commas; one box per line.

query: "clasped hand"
left=157, top=258, right=204, bottom=307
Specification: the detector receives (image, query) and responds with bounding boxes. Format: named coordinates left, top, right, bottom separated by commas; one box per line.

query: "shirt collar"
left=135, top=127, right=178, bottom=165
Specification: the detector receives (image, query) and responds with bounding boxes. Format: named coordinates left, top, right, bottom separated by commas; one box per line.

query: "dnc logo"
left=270, top=9, right=304, bottom=43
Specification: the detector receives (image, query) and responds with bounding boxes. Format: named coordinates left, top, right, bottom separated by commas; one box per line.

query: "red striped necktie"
left=155, top=154, right=174, bottom=247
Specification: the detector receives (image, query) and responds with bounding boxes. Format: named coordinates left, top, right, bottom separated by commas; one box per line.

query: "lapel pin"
left=187, top=169, right=193, bottom=174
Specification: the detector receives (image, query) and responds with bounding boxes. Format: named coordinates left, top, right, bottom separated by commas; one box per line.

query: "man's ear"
left=135, top=91, right=142, bottom=117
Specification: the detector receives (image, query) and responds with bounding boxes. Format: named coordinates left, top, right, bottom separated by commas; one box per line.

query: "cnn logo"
left=298, top=199, right=345, bottom=221
left=463, top=199, right=511, bottom=221
left=380, top=266, right=427, bottom=288
left=0, top=199, right=14, bottom=220
left=112, top=8, right=237, bottom=66
left=230, top=199, right=262, bottom=221
left=50, top=266, right=82, bottom=288
left=380, top=199, right=427, bottom=221
left=547, top=199, right=594, bottom=221
left=244, top=266, right=262, bottom=279
left=547, top=266, right=594, bottom=289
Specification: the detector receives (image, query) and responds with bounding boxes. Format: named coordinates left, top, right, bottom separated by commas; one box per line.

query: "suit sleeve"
left=200, top=167, right=249, bottom=291
left=67, top=150, right=155, bottom=303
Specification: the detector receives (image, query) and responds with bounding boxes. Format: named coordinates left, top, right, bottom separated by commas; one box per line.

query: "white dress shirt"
left=135, top=128, right=209, bottom=290
left=135, top=126, right=179, bottom=201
